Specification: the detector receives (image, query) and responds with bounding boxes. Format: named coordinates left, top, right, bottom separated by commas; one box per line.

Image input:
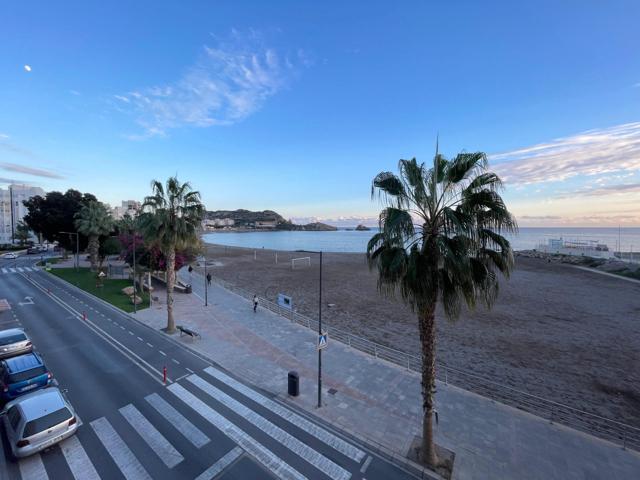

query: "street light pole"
left=317, top=250, right=323, bottom=408
left=204, top=260, right=208, bottom=307
left=132, top=233, right=137, bottom=314
left=60, top=232, right=79, bottom=271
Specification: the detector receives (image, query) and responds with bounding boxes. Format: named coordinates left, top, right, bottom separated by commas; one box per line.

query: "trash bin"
left=185, top=284, right=192, bottom=294
left=288, top=371, right=299, bottom=397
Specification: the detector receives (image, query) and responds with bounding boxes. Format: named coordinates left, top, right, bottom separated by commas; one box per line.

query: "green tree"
left=22, top=190, right=97, bottom=251
left=74, top=202, right=114, bottom=270
left=15, top=221, right=31, bottom=246
left=139, top=177, right=204, bottom=333
left=367, top=150, right=516, bottom=468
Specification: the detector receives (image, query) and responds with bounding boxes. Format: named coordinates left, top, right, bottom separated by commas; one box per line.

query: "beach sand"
left=202, top=244, right=640, bottom=427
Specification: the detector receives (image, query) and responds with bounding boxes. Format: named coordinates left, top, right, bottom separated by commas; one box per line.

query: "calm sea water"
left=203, top=227, right=640, bottom=253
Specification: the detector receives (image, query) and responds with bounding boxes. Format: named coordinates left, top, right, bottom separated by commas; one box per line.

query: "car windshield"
left=0, top=333, right=26, bottom=346
left=9, top=366, right=47, bottom=384
left=23, top=407, right=72, bottom=437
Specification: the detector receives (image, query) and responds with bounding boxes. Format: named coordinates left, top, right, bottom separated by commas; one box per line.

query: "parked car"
left=0, top=353, right=52, bottom=402
left=1, top=253, right=18, bottom=259
left=26, top=247, right=39, bottom=254
left=0, top=329, right=32, bottom=359
left=2, top=387, right=78, bottom=459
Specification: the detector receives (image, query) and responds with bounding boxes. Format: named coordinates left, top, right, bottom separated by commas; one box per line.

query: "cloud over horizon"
left=491, top=122, right=640, bottom=186
left=117, top=30, right=307, bottom=139
left=0, top=162, right=64, bottom=179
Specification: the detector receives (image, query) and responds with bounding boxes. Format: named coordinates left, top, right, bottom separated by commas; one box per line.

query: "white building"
left=112, top=200, right=141, bottom=220
left=202, top=218, right=235, bottom=230
left=0, top=184, right=45, bottom=244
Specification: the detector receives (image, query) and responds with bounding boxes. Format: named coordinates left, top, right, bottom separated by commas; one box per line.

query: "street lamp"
left=300, top=250, right=323, bottom=408
left=60, top=231, right=79, bottom=271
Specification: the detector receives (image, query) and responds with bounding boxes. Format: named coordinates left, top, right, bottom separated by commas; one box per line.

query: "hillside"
left=205, top=209, right=337, bottom=231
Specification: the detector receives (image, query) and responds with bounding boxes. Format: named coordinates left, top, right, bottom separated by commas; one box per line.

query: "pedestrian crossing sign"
left=317, top=332, right=328, bottom=350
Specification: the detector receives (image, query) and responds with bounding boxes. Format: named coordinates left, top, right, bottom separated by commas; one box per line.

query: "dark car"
left=0, top=353, right=52, bottom=402
left=26, top=248, right=39, bottom=255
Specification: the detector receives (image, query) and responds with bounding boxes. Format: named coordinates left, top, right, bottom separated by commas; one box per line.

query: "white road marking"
left=188, top=374, right=351, bottom=480
left=146, top=342, right=153, bottom=348
left=360, top=455, right=373, bottom=473
left=120, top=326, right=125, bottom=330
left=24, top=267, right=33, bottom=272
left=172, top=358, right=180, bottom=365
left=17, top=267, right=24, bottom=272
left=18, top=453, right=49, bottom=480
left=128, top=331, right=134, bottom=336
left=168, top=383, right=306, bottom=480
left=119, top=403, right=184, bottom=468
left=194, top=446, right=243, bottom=480
left=1, top=268, right=7, bottom=273
left=91, top=416, right=152, bottom=480
left=9, top=268, right=16, bottom=273
left=145, top=392, right=210, bottom=448
left=159, top=350, right=167, bottom=356
left=186, top=367, right=194, bottom=374
left=203, top=366, right=366, bottom=462
left=137, top=337, right=143, bottom=341
left=60, top=435, right=101, bottom=480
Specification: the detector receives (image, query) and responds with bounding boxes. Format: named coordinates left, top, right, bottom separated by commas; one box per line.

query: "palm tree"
left=367, top=148, right=517, bottom=468
left=139, top=177, right=204, bottom=333
left=74, top=201, right=114, bottom=271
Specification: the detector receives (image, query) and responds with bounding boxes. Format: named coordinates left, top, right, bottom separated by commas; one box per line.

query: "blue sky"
left=1, top=1, right=639, bottom=226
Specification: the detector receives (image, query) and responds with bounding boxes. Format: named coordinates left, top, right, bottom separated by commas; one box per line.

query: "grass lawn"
left=50, top=268, right=149, bottom=313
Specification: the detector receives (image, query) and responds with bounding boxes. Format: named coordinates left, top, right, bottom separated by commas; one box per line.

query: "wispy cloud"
left=491, top=122, right=640, bottom=185
left=118, top=30, right=307, bottom=139
left=519, top=215, right=562, bottom=221
left=0, top=133, right=8, bottom=139
left=0, top=163, right=64, bottom=179
left=572, top=182, right=640, bottom=197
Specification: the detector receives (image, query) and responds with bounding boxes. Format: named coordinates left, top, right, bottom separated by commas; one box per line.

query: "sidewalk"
left=134, top=270, right=640, bottom=480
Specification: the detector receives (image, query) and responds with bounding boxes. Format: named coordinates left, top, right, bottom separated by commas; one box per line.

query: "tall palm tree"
left=74, top=201, right=114, bottom=271
left=139, top=177, right=204, bottom=333
left=367, top=148, right=516, bottom=468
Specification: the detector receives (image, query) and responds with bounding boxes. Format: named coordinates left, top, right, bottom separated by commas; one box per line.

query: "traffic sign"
left=317, top=332, right=328, bottom=350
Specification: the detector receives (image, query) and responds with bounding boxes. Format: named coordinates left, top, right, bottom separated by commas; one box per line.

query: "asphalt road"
left=0, top=255, right=418, bottom=480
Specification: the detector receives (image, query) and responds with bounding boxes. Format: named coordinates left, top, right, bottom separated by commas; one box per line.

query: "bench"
left=177, top=325, right=200, bottom=339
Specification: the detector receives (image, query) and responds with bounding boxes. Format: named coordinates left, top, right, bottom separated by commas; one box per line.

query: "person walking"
left=253, top=294, right=259, bottom=313
left=206, top=272, right=212, bottom=285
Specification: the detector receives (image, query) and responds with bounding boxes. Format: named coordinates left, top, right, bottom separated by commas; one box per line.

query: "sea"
left=203, top=227, right=640, bottom=254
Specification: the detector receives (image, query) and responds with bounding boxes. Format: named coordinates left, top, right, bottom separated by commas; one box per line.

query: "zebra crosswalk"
left=10, top=365, right=367, bottom=480
left=0, top=266, right=38, bottom=275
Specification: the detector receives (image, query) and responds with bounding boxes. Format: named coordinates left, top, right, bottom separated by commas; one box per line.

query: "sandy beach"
left=201, top=243, right=640, bottom=427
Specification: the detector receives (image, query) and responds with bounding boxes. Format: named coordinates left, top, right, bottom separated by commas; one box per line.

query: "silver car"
left=0, top=329, right=33, bottom=359
left=2, top=387, right=78, bottom=459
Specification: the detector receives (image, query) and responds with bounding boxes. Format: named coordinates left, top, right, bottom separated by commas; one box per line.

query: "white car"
left=2, top=387, right=78, bottom=459
left=2, top=253, right=18, bottom=259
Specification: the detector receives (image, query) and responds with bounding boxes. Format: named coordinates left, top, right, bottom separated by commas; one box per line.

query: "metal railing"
left=210, top=275, right=640, bottom=451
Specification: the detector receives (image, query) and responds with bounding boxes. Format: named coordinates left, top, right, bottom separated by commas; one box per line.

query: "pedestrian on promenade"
left=206, top=273, right=212, bottom=285
left=188, top=265, right=193, bottom=273
left=253, top=294, right=258, bottom=313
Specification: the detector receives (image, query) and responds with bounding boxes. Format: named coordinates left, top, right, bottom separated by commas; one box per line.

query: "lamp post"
left=204, top=260, right=208, bottom=307
left=60, top=231, right=79, bottom=271
left=132, top=232, right=137, bottom=314
left=300, top=250, right=323, bottom=408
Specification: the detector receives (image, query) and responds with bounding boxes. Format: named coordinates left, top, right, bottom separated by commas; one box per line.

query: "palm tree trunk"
left=165, top=247, right=176, bottom=333
left=89, top=235, right=99, bottom=271
left=418, top=302, right=438, bottom=467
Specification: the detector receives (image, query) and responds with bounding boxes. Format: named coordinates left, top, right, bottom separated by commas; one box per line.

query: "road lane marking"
left=137, top=337, right=144, bottom=341
left=145, top=392, right=210, bottom=448
left=17, top=267, right=24, bottom=272
left=203, top=366, right=366, bottom=462
left=9, top=268, right=16, bottom=273
left=146, top=342, right=153, bottom=348
left=1, top=268, right=7, bottom=273
left=24, top=267, right=32, bottom=272
left=91, top=416, right=152, bottom=480
left=172, top=358, right=180, bottom=365
left=194, top=446, right=243, bottom=480
left=188, top=374, right=351, bottom=480
left=128, top=331, right=134, bottom=336
left=186, top=367, right=194, bottom=374
left=168, top=383, right=306, bottom=480
left=60, top=435, right=101, bottom=480
left=159, top=350, right=167, bottom=356
left=119, top=404, right=184, bottom=468
left=120, top=326, right=125, bottom=330
left=18, top=454, right=49, bottom=480
left=360, top=455, right=373, bottom=473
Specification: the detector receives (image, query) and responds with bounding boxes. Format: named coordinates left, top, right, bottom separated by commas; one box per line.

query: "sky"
left=1, top=1, right=639, bottom=227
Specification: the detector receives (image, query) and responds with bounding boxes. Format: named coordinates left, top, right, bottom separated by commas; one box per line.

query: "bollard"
left=82, top=312, right=87, bottom=321
left=163, top=366, right=167, bottom=384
